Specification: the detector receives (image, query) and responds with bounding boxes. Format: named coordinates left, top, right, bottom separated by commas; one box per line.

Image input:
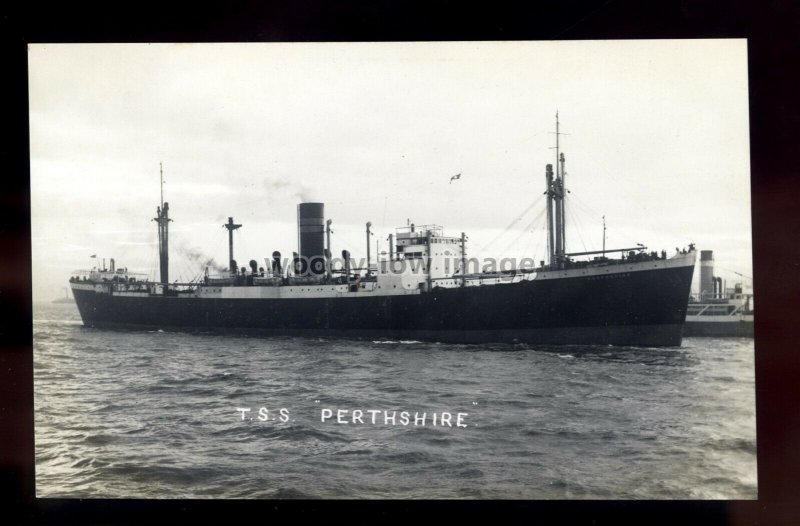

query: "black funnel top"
left=297, top=203, right=325, bottom=276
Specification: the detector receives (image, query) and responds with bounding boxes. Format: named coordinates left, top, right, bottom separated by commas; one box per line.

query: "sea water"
left=33, top=302, right=756, bottom=499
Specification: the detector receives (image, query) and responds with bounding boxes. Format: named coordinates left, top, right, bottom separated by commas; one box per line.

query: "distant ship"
left=683, top=250, right=754, bottom=337
left=70, top=116, right=697, bottom=346
left=51, top=288, right=73, bottom=304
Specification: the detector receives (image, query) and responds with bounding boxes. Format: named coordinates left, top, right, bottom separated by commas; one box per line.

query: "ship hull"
left=683, top=318, right=754, bottom=338
left=73, top=263, right=695, bottom=347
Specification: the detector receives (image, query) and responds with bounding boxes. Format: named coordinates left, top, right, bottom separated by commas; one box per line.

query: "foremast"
left=223, top=217, right=243, bottom=273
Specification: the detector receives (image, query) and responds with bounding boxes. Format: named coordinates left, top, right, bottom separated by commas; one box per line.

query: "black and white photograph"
left=29, top=40, right=755, bottom=500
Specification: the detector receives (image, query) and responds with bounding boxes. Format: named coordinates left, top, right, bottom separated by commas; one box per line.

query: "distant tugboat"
left=683, top=250, right=754, bottom=337
left=69, top=116, right=697, bottom=346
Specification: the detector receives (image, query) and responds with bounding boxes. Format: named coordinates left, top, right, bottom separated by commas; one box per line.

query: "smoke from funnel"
left=177, top=244, right=228, bottom=273
left=263, top=178, right=316, bottom=203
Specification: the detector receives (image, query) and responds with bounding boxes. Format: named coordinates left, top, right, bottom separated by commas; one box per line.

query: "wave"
left=32, top=326, right=755, bottom=499
left=33, top=319, right=84, bottom=326
left=703, top=437, right=757, bottom=455
left=269, top=487, right=319, bottom=499
left=381, top=451, right=435, bottom=464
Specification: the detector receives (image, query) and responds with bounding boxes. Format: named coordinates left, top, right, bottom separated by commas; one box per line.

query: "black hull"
left=73, top=264, right=695, bottom=347
left=683, top=320, right=754, bottom=338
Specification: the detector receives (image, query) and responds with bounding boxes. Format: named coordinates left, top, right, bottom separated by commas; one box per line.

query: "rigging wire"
left=177, top=258, right=188, bottom=284
left=714, top=267, right=753, bottom=281
left=326, top=229, right=361, bottom=257
left=567, top=192, right=603, bottom=224
left=479, top=194, right=545, bottom=253
left=522, top=205, right=550, bottom=264
left=179, top=252, right=197, bottom=284
left=499, top=206, right=547, bottom=257
left=568, top=192, right=640, bottom=250
left=522, top=225, right=536, bottom=257
left=532, top=221, right=548, bottom=265
left=149, top=230, right=158, bottom=282
left=566, top=204, right=590, bottom=255
left=381, top=196, right=388, bottom=234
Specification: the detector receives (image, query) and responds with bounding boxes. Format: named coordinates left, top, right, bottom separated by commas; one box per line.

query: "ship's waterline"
left=68, top=117, right=697, bottom=346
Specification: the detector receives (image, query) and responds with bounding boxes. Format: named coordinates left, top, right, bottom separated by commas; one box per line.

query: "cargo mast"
left=153, top=162, right=172, bottom=286
left=223, top=217, right=242, bottom=273
left=546, top=113, right=567, bottom=268
left=366, top=221, right=372, bottom=276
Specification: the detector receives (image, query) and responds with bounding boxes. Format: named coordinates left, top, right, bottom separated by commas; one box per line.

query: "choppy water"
left=34, top=302, right=757, bottom=499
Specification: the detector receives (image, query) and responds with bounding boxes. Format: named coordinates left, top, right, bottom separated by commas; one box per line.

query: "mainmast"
left=460, top=232, right=467, bottom=287
left=602, top=215, right=606, bottom=257
left=545, top=163, right=555, bottom=265
left=153, top=162, right=172, bottom=286
left=366, top=221, right=372, bottom=276
left=325, top=219, right=333, bottom=280
left=546, top=113, right=567, bottom=268
left=559, top=150, right=566, bottom=257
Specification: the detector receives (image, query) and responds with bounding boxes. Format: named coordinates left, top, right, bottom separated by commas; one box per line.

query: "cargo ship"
left=683, top=250, right=754, bottom=337
left=69, top=118, right=697, bottom=346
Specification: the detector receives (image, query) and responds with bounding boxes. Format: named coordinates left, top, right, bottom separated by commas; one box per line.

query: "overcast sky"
left=29, top=40, right=751, bottom=301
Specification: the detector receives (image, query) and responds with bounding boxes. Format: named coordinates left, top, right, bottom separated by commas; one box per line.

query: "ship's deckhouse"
left=393, top=224, right=464, bottom=276
left=378, top=224, right=467, bottom=290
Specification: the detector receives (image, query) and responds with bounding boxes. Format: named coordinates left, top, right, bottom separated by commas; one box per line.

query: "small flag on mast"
left=449, top=173, right=461, bottom=184
left=90, top=254, right=97, bottom=258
